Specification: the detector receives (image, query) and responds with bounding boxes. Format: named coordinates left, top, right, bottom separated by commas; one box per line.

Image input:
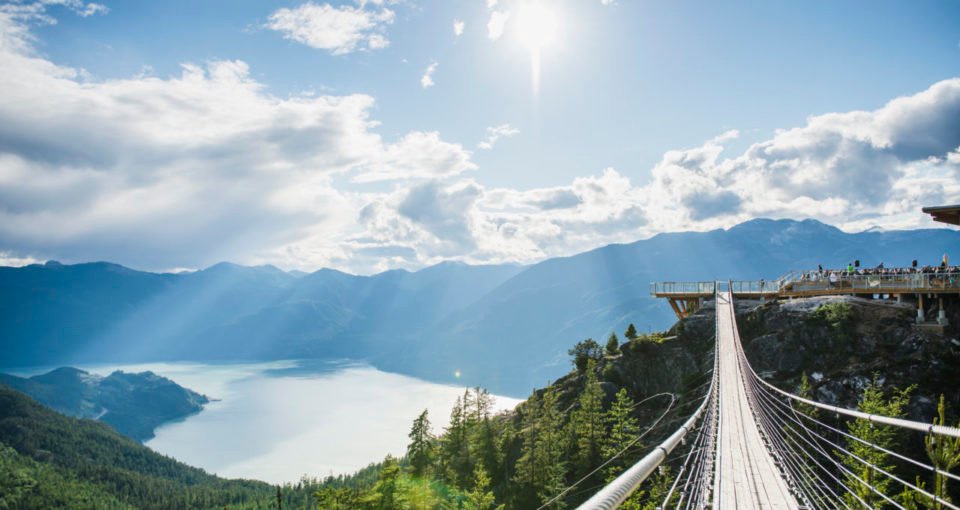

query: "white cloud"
left=0, top=11, right=473, bottom=271
left=486, top=0, right=498, bottom=8
left=420, top=60, right=438, bottom=88
left=77, top=2, right=107, bottom=17
left=353, top=131, right=477, bottom=183
left=0, top=0, right=107, bottom=27
left=636, top=79, right=960, bottom=233
left=340, top=79, right=960, bottom=270
left=0, top=251, right=42, bottom=267
left=1, top=8, right=958, bottom=274
left=351, top=169, right=649, bottom=268
left=487, top=11, right=508, bottom=40
left=477, top=123, right=519, bottom=150
left=266, top=2, right=395, bottom=55
left=453, top=19, right=464, bottom=37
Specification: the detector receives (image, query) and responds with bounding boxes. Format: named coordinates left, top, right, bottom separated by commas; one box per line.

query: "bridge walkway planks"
left=713, top=290, right=799, bottom=509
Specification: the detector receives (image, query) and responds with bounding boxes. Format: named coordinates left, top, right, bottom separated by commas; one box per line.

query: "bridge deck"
left=714, top=290, right=799, bottom=509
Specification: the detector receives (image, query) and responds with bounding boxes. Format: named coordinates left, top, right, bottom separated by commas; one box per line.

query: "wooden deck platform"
left=652, top=270, right=959, bottom=320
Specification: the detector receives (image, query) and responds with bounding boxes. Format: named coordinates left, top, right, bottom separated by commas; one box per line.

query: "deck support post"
left=917, top=294, right=926, bottom=323
left=668, top=298, right=684, bottom=321
left=938, top=297, right=949, bottom=326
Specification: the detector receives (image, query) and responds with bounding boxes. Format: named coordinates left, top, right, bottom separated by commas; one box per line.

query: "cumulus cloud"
left=352, top=168, right=649, bottom=269
left=487, top=11, right=508, bottom=40
left=420, top=60, right=438, bottom=88
left=338, top=80, right=960, bottom=270
left=0, top=11, right=473, bottom=271
left=477, top=124, right=519, bottom=150
left=1, top=7, right=958, bottom=274
left=266, top=2, right=395, bottom=55
left=453, top=19, right=464, bottom=37
left=353, top=131, right=477, bottom=183
left=638, top=80, right=960, bottom=232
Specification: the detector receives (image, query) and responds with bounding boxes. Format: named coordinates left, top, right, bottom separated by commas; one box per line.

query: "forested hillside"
left=306, top=296, right=960, bottom=509
left=309, top=320, right=717, bottom=510
left=0, top=367, right=209, bottom=441
left=0, top=386, right=277, bottom=509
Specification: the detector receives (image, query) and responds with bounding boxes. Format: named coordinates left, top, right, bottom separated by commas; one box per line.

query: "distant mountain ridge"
left=1, top=218, right=957, bottom=394
left=0, top=367, right=209, bottom=441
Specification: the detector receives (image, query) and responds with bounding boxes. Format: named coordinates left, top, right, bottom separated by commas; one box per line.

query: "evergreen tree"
left=440, top=395, right=469, bottom=486
left=399, top=477, right=442, bottom=510
left=605, top=333, right=620, bottom=356
left=796, top=372, right=819, bottom=419
left=538, top=389, right=569, bottom=510
left=514, top=393, right=543, bottom=489
left=371, top=455, right=401, bottom=510
left=572, top=360, right=606, bottom=479
left=472, top=416, right=501, bottom=488
left=568, top=339, right=603, bottom=372
left=514, top=389, right=568, bottom=509
left=462, top=388, right=477, bottom=425
left=601, top=388, right=640, bottom=481
left=640, top=466, right=675, bottom=510
left=900, top=477, right=931, bottom=510
left=471, top=386, right=494, bottom=423
left=624, top=323, right=638, bottom=340
left=924, top=395, right=960, bottom=509
left=314, top=486, right=353, bottom=509
left=407, top=409, right=435, bottom=477
left=841, top=377, right=913, bottom=509
left=464, top=464, right=505, bottom=510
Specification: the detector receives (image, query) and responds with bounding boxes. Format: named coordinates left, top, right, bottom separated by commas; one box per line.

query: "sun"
left=515, top=2, right=559, bottom=51
left=514, top=2, right=562, bottom=95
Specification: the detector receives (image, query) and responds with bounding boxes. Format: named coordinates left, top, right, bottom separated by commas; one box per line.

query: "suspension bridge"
left=576, top=283, right=960, bottom=510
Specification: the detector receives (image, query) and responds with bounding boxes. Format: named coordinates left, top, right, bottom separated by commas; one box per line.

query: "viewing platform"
left=652, top=267, right=960, bottom=322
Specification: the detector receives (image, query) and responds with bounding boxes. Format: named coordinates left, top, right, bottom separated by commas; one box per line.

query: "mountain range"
left=2, top=218, right=957, bottom=394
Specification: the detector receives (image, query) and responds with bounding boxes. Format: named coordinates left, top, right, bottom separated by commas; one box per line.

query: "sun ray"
left=515, top=1, right=560, bottom=95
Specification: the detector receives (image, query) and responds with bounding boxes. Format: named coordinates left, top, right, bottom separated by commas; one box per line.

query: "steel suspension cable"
left=749, top=376, right=960, bottom=510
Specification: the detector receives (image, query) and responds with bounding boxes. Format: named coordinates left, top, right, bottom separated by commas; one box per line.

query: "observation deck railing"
left=652, top=267, right=960, bottom=298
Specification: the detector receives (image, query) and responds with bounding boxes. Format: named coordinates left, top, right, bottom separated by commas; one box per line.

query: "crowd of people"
left=795, top=254, right=959, bottom=287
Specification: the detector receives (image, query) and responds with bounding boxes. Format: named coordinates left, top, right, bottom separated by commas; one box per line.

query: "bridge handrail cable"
left=575, top=291, right=720, bottom=510
left=746, top=364, right=960, bottom=439
left=725, top=293, right=960, bottom=508
left=748, top=376, right=960, bottom=510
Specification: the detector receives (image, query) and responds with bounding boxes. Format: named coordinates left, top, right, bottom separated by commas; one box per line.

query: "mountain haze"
left=2, top=219, right=957, bottom=394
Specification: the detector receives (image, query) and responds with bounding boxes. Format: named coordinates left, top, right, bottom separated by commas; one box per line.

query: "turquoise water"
left=66, top=359, right=520, bottom=484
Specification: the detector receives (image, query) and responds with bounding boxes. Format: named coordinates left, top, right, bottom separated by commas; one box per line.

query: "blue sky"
left=0, top=0, right=959, bottom=272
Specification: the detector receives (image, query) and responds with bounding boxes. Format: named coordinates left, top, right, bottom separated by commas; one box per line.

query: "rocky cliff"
left=736, top=295, right=960, bottom=421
